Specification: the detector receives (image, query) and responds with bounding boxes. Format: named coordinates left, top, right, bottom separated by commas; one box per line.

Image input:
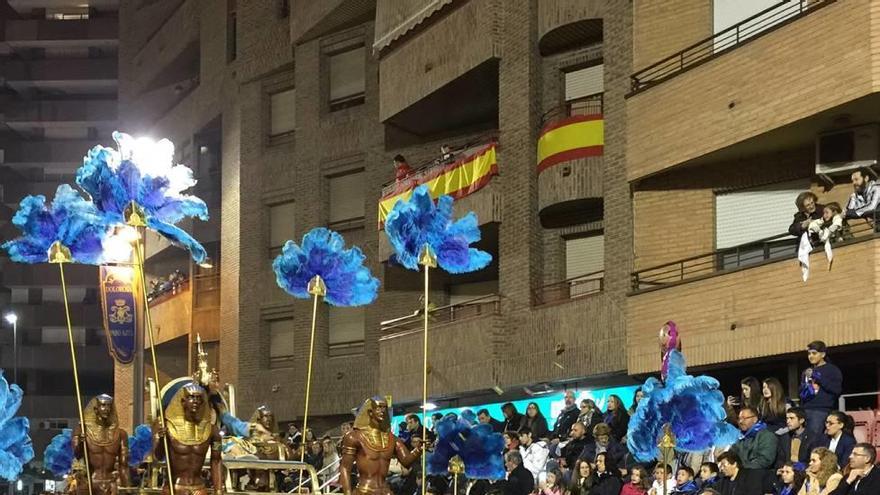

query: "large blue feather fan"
left=0, top=370, right=34, bottom=481
left=627, top=349, right=739, bottom=462
left=384, top=185, right=492, bottom=274
left=76, top=131, right=208, bottom=263
left=43, top=429, right=73, bottom=476
left=427, top=410, right=505, bottom=480
left=273, top=227, right=379, bottom=307
left=128, top=424, right=153, bottom=467
left=2, top=184, right=108, bottom=264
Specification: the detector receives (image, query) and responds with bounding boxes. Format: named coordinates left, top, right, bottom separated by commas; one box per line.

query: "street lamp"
left=4, top=313, right=17, bottom=384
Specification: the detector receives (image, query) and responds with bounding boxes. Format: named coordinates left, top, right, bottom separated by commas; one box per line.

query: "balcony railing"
left=541, top=94, right=603, bottom=129
left=533, top=270, right=604, bottom=306
left=631, top=219, right=876, bottom=293
left=629, top=0, right=836, bottom=95
left=379, top=294, right=502, bottom=337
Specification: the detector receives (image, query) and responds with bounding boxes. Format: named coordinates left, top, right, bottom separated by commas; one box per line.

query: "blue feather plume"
left=427, top=409, right=505, bottom=480
left=128, top=424, right=153, bottom=467
left=43, top=429, right=73, bottom=476
left=384, top=185, right=492, bottom=273
left=0, top=370, right=34, bottom=481
left=2, top=184, right=109, bottom=265
left=75, top=131, right=209, bottom=263
left=273, top=227, right=379, bottom=307
left=627, top=349, right=740, bottom=462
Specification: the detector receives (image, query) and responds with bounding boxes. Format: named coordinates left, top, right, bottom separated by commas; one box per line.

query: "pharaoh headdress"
left=82, top=394, right=119, bottom=445
left=164, top=383, right=212, bottom=446
left=353, top=397, right=391, bottom=432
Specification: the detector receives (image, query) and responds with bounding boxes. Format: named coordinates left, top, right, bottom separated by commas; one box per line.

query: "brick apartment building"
left=114, top=0, right=880, bottom=430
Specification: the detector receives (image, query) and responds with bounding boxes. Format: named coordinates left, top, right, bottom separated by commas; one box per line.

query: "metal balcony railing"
left=379, top=294, right=502, bottom=337
left=541, top=94, right=603, bottom=129
left=631, top=219, right=876, bottom=293
left=629, top=0, right=836, bottom=95
left=533, top=270, right=604, bottom=306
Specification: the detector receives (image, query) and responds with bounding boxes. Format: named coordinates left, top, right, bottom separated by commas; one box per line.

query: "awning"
left=373, top=0, right=454, bottom=53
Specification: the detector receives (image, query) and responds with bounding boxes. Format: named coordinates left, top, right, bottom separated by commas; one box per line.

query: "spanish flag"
left=537, top=115, right=603, bottom=173
left=378, top=143, right=498, bottom=227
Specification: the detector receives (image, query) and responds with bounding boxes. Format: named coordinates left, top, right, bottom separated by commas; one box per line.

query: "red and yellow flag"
left=537, top=115, right=603, bottom=173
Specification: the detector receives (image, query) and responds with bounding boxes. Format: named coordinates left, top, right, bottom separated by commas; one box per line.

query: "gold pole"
left=54, top=252, right=94, bottom=495
left=299, top=275, right=324, bottom=493
left=418, top=244, right=436, bottom=495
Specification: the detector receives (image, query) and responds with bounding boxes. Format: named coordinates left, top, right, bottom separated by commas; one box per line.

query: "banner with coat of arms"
left=99, top=266, right=137, bottom=364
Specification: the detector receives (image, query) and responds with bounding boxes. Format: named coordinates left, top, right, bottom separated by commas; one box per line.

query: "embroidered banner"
left=99, top=265, right=137, bottom=364
left=537, top=115, right=604, bottom=173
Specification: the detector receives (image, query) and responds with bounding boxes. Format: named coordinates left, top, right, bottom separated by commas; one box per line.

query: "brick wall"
left=632, top=0, right=712, bottom=70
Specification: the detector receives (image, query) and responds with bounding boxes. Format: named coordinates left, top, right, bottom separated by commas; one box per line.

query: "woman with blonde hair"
left=799, top=447, right=842, bottom=494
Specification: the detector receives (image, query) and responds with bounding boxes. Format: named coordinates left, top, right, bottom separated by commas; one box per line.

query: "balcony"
left=1, top=344, right=110, bottom=372
left=533, top=270, right=603, bottom=307
left=292, top=0, right=374, bottom=43
left=3, top=99, right=117, bottom=124
left=538, top=96, right=604, bottom=228
left=626, top=0, right=873, bottom=181
left=129, top=0, right=198, bottom=96
left=1, top=262, right=96, bottom=287
left=2, top=58, right=117, bottom=95
left=4, top=18, right=118, bottom=48
left=1, top=139, right=97, bottom=173
left=628, top=222, right=880, bottom=374
left=147, top=280, right=191, bottom=347
left=378, top=295, right=502, bottom=401
left=8, top=302, right=102, bottom=329
left=146, top=273, right=220, bottom=347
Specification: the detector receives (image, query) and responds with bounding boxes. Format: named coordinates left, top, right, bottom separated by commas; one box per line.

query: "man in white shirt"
left=518, top=427, right=549, bottom=480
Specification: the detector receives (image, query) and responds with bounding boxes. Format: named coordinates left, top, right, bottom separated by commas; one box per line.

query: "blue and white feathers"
left=128, top=424, right=153, bottom=467
left=43, top=429, right=73, bottom=476
left=273, top=227, right=379, bottom=306
left=627, top=350, right=739, bottom=462
left=0, top=371, right=34, bottom=481
left=384, top=185, right=492, bottom=273
left=427, top=410, right=505, bottom=480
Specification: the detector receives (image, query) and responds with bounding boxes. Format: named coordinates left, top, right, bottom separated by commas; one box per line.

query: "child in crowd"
left=670, top=467, right=699, bottom=495
left=540, top=468, right=563, bottom=495
left=648, top=464, right=676, bottom=495
left=775, top=462, right=806, bottom=495
left=808, top=202, right=845, bottom=244
left=698, top=462, right=720, bottom=491
left=621, top=466, right=651, bottom=495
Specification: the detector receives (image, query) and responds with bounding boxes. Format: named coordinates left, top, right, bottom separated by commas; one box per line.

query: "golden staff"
left=418, top=244, right=437, bottom=495
left=49, top=241, right=94, bottom=495
left=299, top=275, right=325, bottom=473
left=125, top=203, right=175, bottom=495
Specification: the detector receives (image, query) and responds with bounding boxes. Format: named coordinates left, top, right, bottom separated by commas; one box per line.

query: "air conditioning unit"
left=815, top=124, right=880, bottom=176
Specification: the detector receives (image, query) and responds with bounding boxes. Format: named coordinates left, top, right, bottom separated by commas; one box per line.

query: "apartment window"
left=227, top=0, right=237, bottom=63
left=328, top=45, right=366, bottom=111
left=328, top=171, right=365, bottom=224
left=270, top=88, right=296, bottom=137
left=564, top=64, right=603, bottom=116
left=269, top=202, right=296, bottom=251
left=565, top=234, right=604, bottom=279
left=42, top=327, right=86, bottom=345
left=269, top=319, right=294, bottom=364
left=328, top=306, right=365, bottom=356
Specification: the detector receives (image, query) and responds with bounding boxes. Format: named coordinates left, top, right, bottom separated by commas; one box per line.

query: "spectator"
left=730, top=406, right=779, bottom=470
left=844, top=168, right=880, bottom=221
left=760, top=377, right=790, bottom=433
left=715, top=451, right=774, bottom=495
left=777, top=407, right=819, bottom=469
left=621, top=465, right=652, bottom=495
left=671, top=466, right=700, bottom=495
left=504, top=432, right=521, bottom=453
left=579, top=423, right=626, bottom=468
left=699, top=462, right=721, bottom=491
left=439, top=144, right=454, bottom=164
left=320, top=436, right=340, bottom=487
left=552, top=391, right=580, bottom=442
left=801, top=447, right=842, bottom=494
left=304, top=440, right=323, bottom=471
left=404, top=414, right=424, bottom=449
left=560, top=422, right=590, bottom=471
left=286, top=423, right=302, bottom=448
left=629, top=388, right=645, bottom=416
left=603, top=395, right=630, bottom=442
left=524, top=402, right=551, bottom=440
left=568, top=459, right=596, bottom=495
left=577, top=399, right=602, bottom=442
left=790, top=192, right=826, bottom=238
left=592, top=452, right=623, bottom=495
left=430, top=412, right=443, bottom=438
left=774, top=462, right=806, bottom=495
left=808, top=202, right=846, bottom=245
left=518, top=427, right=550, bottom=480
left=540, top=468, right=564, bottom=495
left=726, top=377, right=762, bottom=424
left=397, top=421, right=411, bottom=446
left=478, top=408, right=505, bottom=433
left=502, top=450, right=534, bottom=495
left=820, top=412, right=856, bottom=469
left=649, top=464, right=676, bottom=495
left=832, top=443, right=880, bottom=494
left=393, top=154, right=413, bottom=182
left=800, top=341, right=843, bottom=435
left=502, top=403, right=525, bottom=433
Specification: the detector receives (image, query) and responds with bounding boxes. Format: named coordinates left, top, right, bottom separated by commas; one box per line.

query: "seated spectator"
left=439, top=144, right=454, bottom=165
left=715, top=451, right=774, bottom=495
left=777, top=407, right=819, bottom=469
left=699, top=462, right=721, bottom=491
left=629, top=388, right=645, bottom=416
left=560, top=422, right=590, bottom=471
left=403, top=414, right=424, bottom=449
left=393, top=154, right=413, bottom=182
left=671, top=466, right=700, bottom=495
left=774, top=462, right=806, bottom=495
left=524, top=402, right=551, bottom=440
left=801, top=447, right=842, bottom=494
left=820, top=412, right=856, bottom=469
left=578, top=423, right=626, bottom=468
left=577, top=399, right=602, bottom=442
left=808, top=202, right=846, bottom=245
left=800, top=342, right=843, bottom=436
left=730, top=406, right=779, bottom=470
left=551, top=391, right=580, bottom=443
left=504, top=432, right=521, bottom=453
left=518, top=427, right=550, bottom=480
left=477, top=408, right=505, bottom=433
left=726, top=377, right=763, bottom=424
left=568, top=459, right=597, bottom=495
left=603, top=394, right=630, bottom=442
left=540, top=468, right=564, bottom=495
left=790, top=192, right=825, bottom=238
left=591, top=452, right=623, bottom=495
left=502, top=403, right=525, bottom=433
left=832, top=443, right=880, bottom=494
left=502, top=450, right=534, bottom=495
left=844, top=168, right=880, bottom=222
left=760, top=377, right=790, bottom=433
left=621, top=465, right=652, bottom=495
left=649, top=464, right=676, bottom=495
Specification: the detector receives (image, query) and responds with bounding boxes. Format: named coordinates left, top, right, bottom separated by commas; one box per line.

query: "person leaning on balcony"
left=799, top=341, right=843, bottom=436
left=844, top=168, right=880, bottom=224
left=808, top=203, right=847, bottom=245
left=393, top=154, right=413, bottom=182
left=790, top=192, right=825, bottom=238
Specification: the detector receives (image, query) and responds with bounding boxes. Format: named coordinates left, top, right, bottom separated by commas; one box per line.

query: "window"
left=269, top=202, right=296, bottom=250
left=269, top=319, right=294, bottom=363
left=329, top=46, right=366, bottom=111
left=227, top=0, right=237, bottom=63
left=42, top=327, right=86, bottom=344
left=565, top=234, right=604, bottom=297
left=564, top=64, right=604, bottom=116
left=270, top=88, right=296, bottom=137
left=329, top=306, right=365, bottom=356
left=329, top=171, right=364, bottom=223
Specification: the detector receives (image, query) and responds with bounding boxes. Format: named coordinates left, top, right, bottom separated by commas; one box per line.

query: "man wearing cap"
left=800, top=341, right=843, bottom=435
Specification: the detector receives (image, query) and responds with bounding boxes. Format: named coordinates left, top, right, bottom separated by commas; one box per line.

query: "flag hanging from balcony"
left=378, top=143, right=498, bottom=227
left=99, top=265, right=137, bottom=364
left=537, top=115, right=604, bottom=173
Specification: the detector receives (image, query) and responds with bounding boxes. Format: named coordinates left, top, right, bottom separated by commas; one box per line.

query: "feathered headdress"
left=128, top=424, right=153, bottom=467
left=0, top=370, right=34, bottom=481
left=43, top=429, right=73, bottom=476
left=427, top=410, right=504, bottom=480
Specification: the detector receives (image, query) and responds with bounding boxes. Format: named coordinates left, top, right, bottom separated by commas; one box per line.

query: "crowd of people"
left=146, top=270, right=187, bottom=302
left=789, top=167, right=880, bottom=245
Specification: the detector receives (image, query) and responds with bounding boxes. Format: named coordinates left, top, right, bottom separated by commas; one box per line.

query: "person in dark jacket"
left=502, top=403, right=525, bottom=433
left=478, top=408, right=505, bottom=433
left=729, top=406, right=778, bottom=470
left=800, top=341, right=843, bottom=435
left=552, top=391, right=581, bottom=441
left=578, top=423, right=627, bottom=468
left=591, top=452, right=623, bottom=495
left=560, top=422, right=590, bottom=470
left=523, top=402, right=551, bottom=440
left=821, top=411, right=857, bottom=469
left=502, top=450, right=534, bottom=495
left=603, top=394, right=630, bottom=442
left=776, top=407, right=819, bottom=469
left=829, top=443, right=880, bottom=495
left=577, top=399, right=603, bottom=443
left=715, top=451, right=774, bottom=495
left=789, top=191, right=825, bottom=238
